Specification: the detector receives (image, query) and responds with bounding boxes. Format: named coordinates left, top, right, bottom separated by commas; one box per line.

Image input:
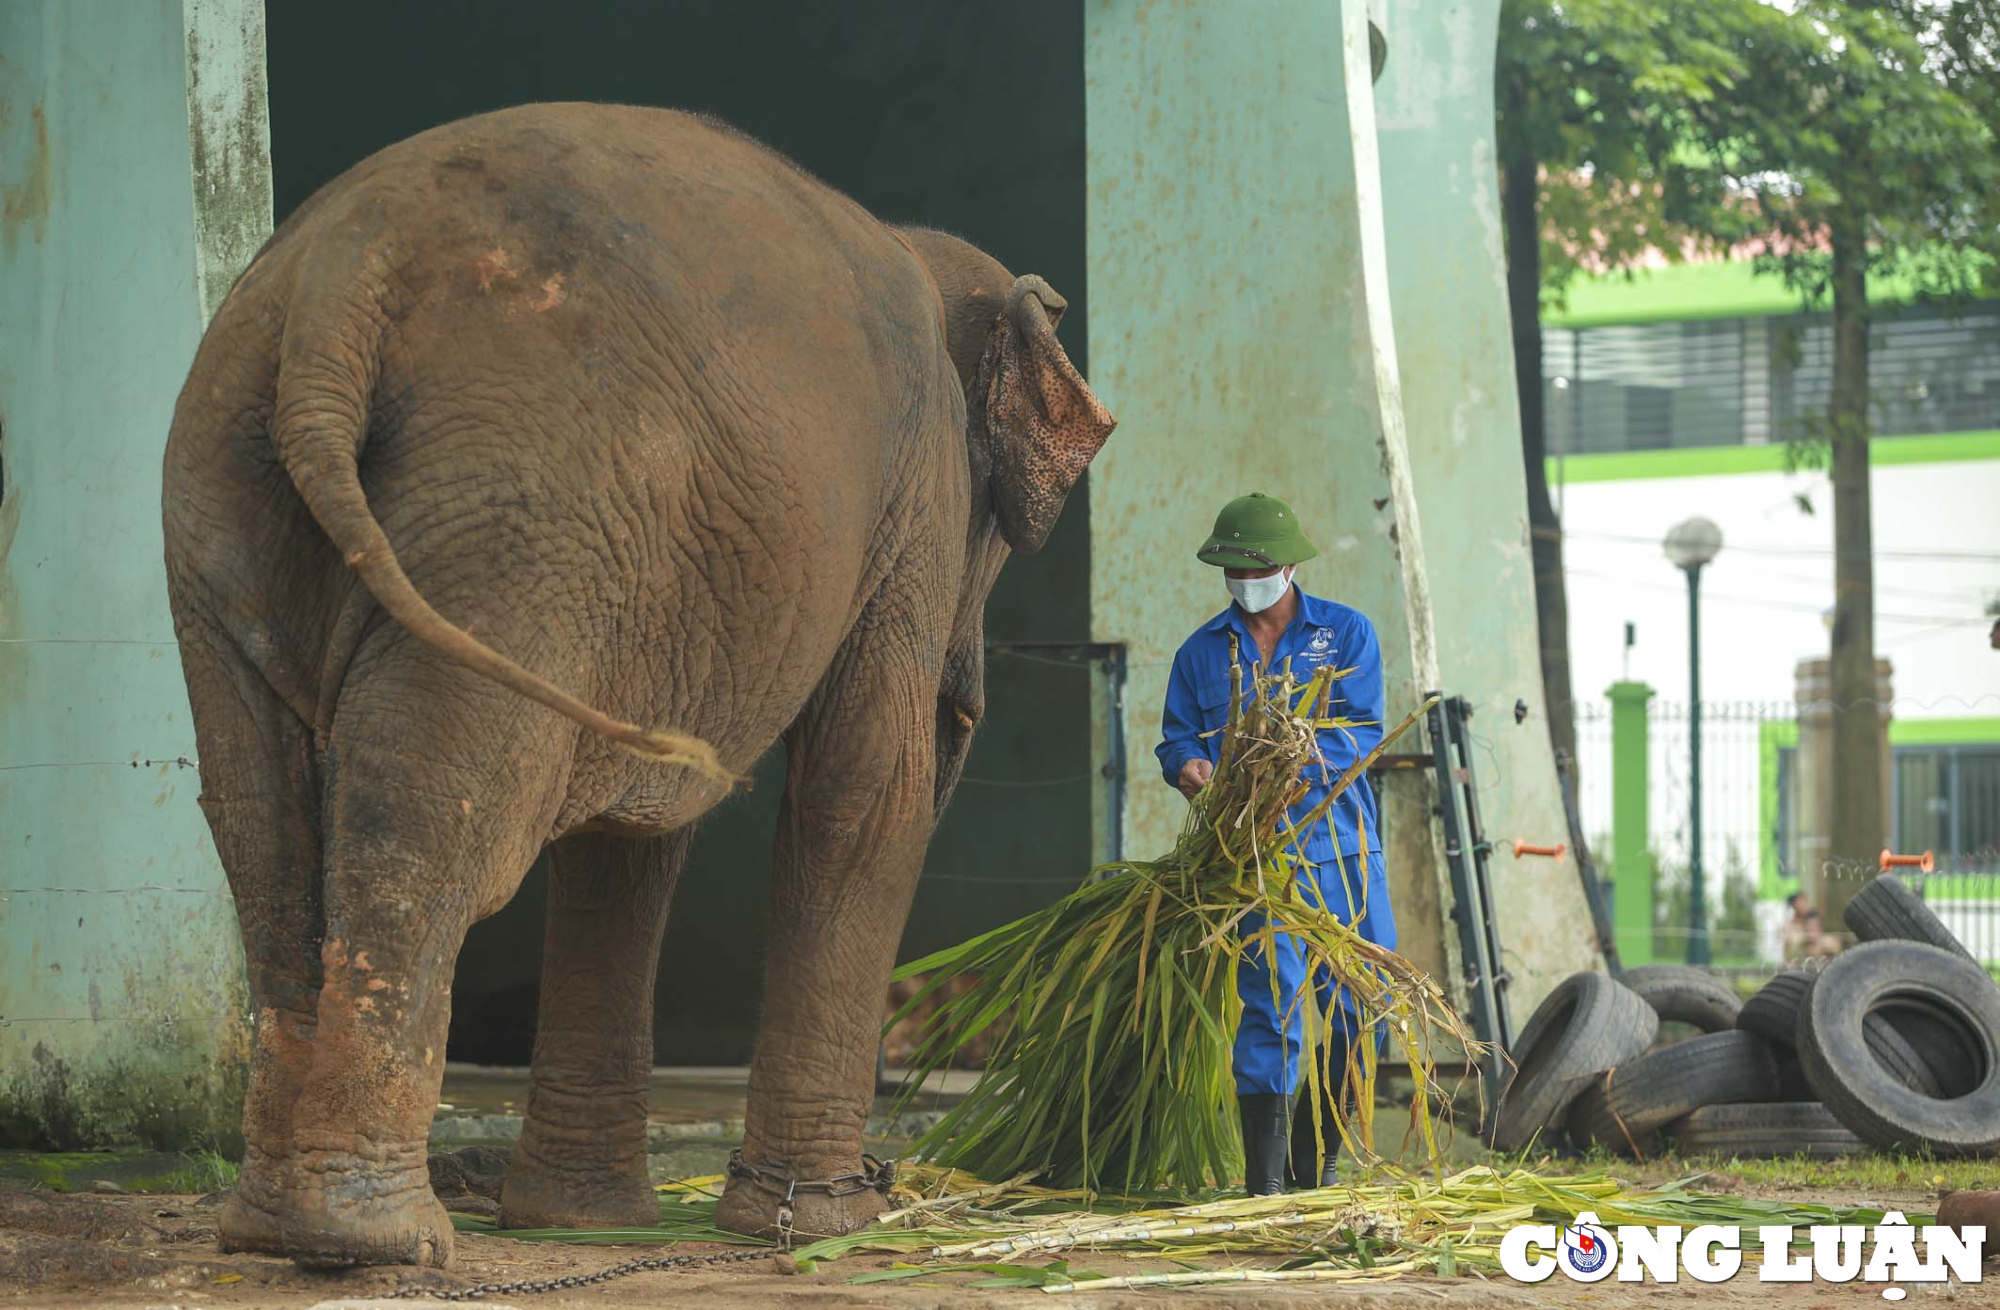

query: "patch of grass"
left=1486, top=1142, right=1994, bottom=1197
left=0, top=1147, right=239, bottom=1194
left=1464, top=1141, right=1993, bottom=1200
left=13, top=1153, right=90, bottom=1190
left=1668, top=1150, right=1997, bottom=1194
left=142, top=1149, right=239, bottom=1195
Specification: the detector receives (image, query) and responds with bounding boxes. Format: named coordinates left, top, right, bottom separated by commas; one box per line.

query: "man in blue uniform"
left=1156, top=492, right=1395, bottom=1194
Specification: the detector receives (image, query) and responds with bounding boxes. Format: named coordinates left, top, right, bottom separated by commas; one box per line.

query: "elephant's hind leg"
left=715, top=602, right=943, bottom=1241
left=499, top=829, right=690, bottom=1229
left=284, top=655, right=567, bottom=1268
left=174, top=619, right=325, bottom=1256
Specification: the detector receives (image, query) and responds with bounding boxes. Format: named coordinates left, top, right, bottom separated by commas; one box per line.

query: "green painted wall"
left=1760, top=715, right=2000, bottom=900
left=0, top=0, right=270, bottom=1150
left=1888, top=717, right=2000, bottom=748
left=1549, top=429, right=2000, bottom=485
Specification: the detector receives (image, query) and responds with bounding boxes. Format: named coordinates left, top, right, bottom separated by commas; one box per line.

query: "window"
left=1893, top=745, right=2000, bottom=872
left=1542, top=303, right=2000, bottom=455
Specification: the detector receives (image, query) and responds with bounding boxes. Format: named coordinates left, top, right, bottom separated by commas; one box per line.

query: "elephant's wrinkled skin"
left=162, top=103, right=1112, bottom=1268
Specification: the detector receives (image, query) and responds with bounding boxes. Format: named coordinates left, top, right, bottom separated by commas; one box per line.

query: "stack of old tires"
left=1493, top=873, right=2000, bottom=1159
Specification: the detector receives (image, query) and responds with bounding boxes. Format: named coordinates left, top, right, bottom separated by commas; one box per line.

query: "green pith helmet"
left=1196, top=492, right=1319, bottom=568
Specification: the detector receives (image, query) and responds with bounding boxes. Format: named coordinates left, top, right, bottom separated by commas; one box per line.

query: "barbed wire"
left=0, top=884, right=222, bottom=895
left=0, top=756, right=199, bottom=773
left=1507, top=690, right=2000, bottom=724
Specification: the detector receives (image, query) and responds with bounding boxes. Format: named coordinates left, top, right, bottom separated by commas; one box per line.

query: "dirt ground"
left=2, top=1171, right=1992, bottom=1310
left=6, top=1068, right=1992, bottom=1308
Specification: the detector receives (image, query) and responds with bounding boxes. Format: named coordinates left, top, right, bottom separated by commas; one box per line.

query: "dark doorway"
left=265, top=0, right=1094, bottom=1065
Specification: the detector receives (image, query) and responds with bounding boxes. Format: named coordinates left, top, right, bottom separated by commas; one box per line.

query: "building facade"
left=1550, top=259, right=2000, bottom=967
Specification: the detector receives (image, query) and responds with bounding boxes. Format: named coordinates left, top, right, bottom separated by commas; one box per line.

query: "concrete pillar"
left=1084, top=0, right=1456, bottom=991
left=1606, top=681, right=1656, bottom=965
left=0, top=0, right=270, bottom=1149
left=1795, top=656, right=1894, bottom=922
left=1374, top=0, right=1600, bottom=1006
left=1084, top=0, right=1598, bottom=1016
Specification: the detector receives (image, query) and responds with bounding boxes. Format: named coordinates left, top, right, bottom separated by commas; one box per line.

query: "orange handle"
left=1879, top=849, right=1935, bottom=874
left=1512, top=840, right=1567, bottom=860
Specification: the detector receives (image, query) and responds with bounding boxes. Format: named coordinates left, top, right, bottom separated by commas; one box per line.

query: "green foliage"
left=1675, top=2, right=1999, bottom=290
left=1496, top=0, right=1745, bottom=311
left=1501, top=0, right=2000, bottom=316
left=1650, top=839, right=1759, bottom=962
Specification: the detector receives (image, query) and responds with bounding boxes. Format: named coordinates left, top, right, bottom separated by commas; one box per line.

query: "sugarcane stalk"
left=1043, top=1261, right=1425, bottom=1293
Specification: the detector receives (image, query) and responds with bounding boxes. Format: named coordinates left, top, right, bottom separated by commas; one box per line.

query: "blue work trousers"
left=1233, top=859, right=1392, bottom=1096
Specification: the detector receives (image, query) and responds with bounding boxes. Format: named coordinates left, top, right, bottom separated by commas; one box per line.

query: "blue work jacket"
left=1156, top=587, right=1389, bottom=930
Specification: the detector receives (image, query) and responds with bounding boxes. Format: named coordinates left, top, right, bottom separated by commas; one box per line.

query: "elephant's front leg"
left=499, top=830, right=689, bottom=1229
left=715, top=644, right=939, bottom=1241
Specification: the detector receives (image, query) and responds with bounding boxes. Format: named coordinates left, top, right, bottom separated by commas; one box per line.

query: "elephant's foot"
left=284, top=1146, right=455, bottom=1268
left=215, top=1146, right=290, bottom=1255
left=498, top=1145, right=657, bottom=1231
left=714, top=1169, right=888, bottom=1243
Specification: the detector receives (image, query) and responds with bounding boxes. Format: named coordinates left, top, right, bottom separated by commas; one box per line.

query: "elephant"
left=161, top=102, right=1113, bottom=1268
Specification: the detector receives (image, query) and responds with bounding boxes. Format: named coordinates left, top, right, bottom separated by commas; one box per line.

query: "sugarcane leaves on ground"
left=784, top=1162, right=1919, bottom=1293
left=450, top=1162, right=1924, bottom=1296
left=889, top=652, right=1479, bottom=1193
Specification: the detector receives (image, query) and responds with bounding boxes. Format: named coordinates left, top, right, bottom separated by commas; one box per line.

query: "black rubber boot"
left=1289, top=1081, right=1341, bottom=1189
left=1238, top=1094, right=1291, bottom=1197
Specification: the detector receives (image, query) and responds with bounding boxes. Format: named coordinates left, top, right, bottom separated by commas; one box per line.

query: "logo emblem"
left=1307, top=628, right=1334, bottom=656
left=1558, top=1214, right=1617, bottom=1281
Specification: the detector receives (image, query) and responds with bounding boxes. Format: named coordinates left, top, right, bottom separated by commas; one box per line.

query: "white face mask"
left=1226, top=566, right=1293, bottom=615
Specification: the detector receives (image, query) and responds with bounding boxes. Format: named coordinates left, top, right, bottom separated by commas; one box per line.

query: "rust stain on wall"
left=2, top=98, right=51, bottom=253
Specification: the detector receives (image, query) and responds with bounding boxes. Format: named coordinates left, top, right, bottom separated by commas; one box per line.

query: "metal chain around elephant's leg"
left=387, top=1246, right=774, bottom=1300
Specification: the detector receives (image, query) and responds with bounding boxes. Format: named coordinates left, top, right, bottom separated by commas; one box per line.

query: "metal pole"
left=1687, top=564, right=1710, bottom=965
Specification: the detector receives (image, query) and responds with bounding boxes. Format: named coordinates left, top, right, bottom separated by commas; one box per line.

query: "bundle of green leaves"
left=889, top=652, right=1476, bottom=1194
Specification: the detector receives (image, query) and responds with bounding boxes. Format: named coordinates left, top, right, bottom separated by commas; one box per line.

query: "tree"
left=1498, top=0, right=2000, bottom=933
left=1494, top=0, right=1740, bottom=785
left=1673, top=0, right=2000, bottom=927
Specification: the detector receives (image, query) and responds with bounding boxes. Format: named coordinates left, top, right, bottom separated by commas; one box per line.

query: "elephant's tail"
left=267, top=292, right=738, bottom=784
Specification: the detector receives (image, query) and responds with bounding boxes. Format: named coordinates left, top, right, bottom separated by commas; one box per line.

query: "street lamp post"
left=1665, top=518, right=1723, bottom=966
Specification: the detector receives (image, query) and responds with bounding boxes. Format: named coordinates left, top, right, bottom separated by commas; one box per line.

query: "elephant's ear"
left=973, top=275, right=1116, bottom=555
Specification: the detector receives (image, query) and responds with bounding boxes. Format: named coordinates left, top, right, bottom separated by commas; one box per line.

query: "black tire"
left=1797, top=940, right=2000, bottom=1156
left=1845, top=874, right=1976, bottom=962
left=1741, top=969, right=1946, bottom=1098
left=1859, top=1013, right=1946, bottom=1100
left=1622, top=965, right=1743, bottom=1034
left=1666, top=1102, right=1864, bottom=1160
left=1493, top=972, right=1659, bottom=1152
left=1566, top=1030, right=1781, bottom=1156
left=1737, top=969, right=1818, bottom=1050
left=1774, top=1056, right=1816, bottom=1102
left=1880, top=1002, right=1987, bottom=1100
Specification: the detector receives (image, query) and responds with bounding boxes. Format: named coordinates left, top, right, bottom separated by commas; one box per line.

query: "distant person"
left=1780, top=891, right=1812, bottom=962
left=1799, top=909, right=1841, bottom=959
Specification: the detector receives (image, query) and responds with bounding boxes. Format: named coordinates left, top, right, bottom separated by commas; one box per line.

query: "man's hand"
left=1177, top=757, right=1213, bottom=799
